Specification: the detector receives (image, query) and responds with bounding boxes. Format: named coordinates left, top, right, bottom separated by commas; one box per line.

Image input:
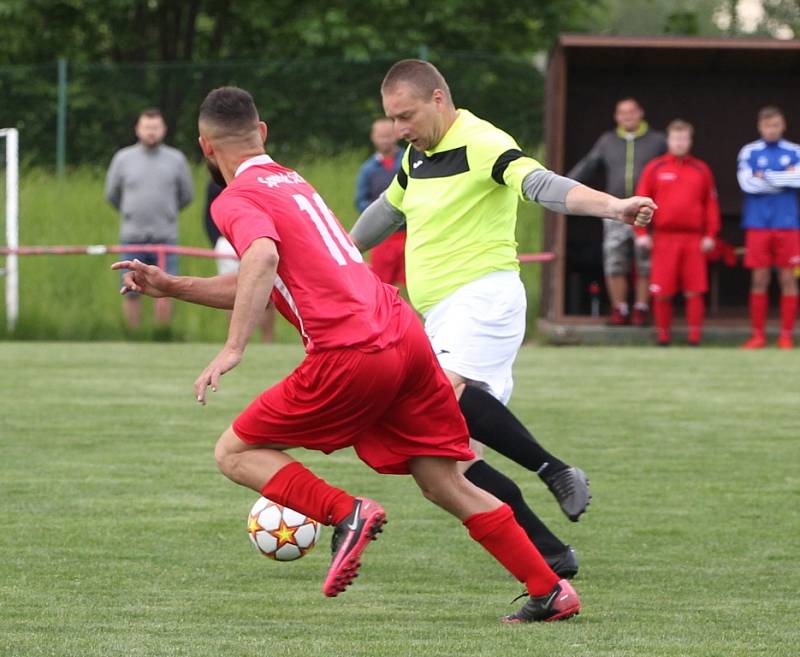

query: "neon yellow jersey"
left=385, top=109, right=544, bottom=314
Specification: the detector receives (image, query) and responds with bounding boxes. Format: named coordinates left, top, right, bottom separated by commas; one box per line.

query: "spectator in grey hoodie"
left=568, top=98, right=666, bottom=326
left=105, top=108, right=193, bottom=328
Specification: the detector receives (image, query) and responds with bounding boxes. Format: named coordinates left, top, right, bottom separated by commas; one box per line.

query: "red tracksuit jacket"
left=635, top=153, right=721, bottom=238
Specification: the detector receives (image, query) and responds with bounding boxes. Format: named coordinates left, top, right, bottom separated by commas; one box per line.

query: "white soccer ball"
left=247, top=496, right=322, bottom=561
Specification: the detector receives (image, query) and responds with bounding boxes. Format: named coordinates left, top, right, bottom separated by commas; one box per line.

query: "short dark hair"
left=381, top=59, right=451, bottom=101
left=199, top=86, right=259, bottom=137
left=667, top=119, right=694, bottom=135
left=758, top=105, right=784, bottom=121
left=616, top=97, right=642, bottom=110
left=138, top=108, right=163, bottom=121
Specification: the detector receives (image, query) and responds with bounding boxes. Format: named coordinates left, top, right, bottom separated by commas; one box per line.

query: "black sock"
left=464, top=460, right=566, bottom=556
left=459, top=385, right=566, bottom=477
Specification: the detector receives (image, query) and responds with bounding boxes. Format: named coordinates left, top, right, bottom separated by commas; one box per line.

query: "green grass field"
left=2, top=343, right=797, bottom=657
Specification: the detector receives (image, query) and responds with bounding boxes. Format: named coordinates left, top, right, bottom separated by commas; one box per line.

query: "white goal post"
left=0, top=128, right=19, bottom=332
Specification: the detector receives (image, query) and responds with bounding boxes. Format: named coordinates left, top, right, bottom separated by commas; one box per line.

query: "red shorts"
left=744, top=229, right=800, bottom=269
left=232, top=316, right=473, bottom=475
left=370, top=230, right=406, bottom=285
left=649, top=233, right=708, bottom=298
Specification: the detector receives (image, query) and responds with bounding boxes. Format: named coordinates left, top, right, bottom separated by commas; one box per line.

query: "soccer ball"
left=247, top=496, right=322, bottom=561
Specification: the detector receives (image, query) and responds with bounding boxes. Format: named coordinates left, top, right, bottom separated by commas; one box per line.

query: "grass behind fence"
left=1, top=153, right=542, bottom=341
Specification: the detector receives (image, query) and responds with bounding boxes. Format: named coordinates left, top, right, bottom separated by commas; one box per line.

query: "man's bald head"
left=381, top=59, right=452, bottom=104
left=198, top=86, right=261, bottom=142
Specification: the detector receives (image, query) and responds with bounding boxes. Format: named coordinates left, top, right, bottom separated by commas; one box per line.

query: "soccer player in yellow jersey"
left=352, top=60, right=656, bottom=586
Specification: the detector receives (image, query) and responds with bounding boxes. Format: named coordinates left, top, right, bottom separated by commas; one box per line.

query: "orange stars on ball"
left=247, top=515, right=262, bottom=535
left=269, top=519, right=299, bottom=548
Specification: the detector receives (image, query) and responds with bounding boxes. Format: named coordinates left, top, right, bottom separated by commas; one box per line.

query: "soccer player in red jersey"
left=112, top=86, right=581, bottom=622
left=635, top=120, right=721, bottom=346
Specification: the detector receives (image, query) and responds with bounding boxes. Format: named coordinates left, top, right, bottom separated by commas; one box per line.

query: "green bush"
left=1, top=153, right=543, bottom=341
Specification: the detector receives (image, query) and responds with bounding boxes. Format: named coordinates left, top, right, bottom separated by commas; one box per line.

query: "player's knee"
left=214, top=427, right=243, bottom=478
left=411, top=467, right=451, bottom=506
left=779, top=270, right=798, bottom=293
left=417, top=483, right=439, bottom=505
left=751, top=269, right=770, bottom=291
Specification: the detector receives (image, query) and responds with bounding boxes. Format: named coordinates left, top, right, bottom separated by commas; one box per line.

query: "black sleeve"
left=491, top=149, right=526, bottom=185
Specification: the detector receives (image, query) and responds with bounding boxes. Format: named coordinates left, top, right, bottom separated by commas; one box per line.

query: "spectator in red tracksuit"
left=635, top=120, right=721, bottom=346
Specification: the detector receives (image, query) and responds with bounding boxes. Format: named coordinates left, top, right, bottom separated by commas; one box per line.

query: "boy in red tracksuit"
left=635, top=120, right=721, bottom=345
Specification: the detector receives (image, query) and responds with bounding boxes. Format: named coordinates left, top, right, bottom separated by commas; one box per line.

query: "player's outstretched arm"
left=112, top=259, right=238, bottom=309
left=565, top=185, right=657, bottom=228
left=194, top=238, right=279, bottom=405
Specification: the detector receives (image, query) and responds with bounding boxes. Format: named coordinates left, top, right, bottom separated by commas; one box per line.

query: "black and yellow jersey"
left=385, top=109, right=543, bottom=313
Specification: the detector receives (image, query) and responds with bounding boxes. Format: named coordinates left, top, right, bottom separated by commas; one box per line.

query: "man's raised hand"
left=111, top=259, right=173, bottom=298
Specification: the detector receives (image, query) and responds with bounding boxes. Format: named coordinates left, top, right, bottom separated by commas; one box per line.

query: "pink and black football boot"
left=501, top=579, right=581, bottom=623
left=323, top=498, right=386, bottom=597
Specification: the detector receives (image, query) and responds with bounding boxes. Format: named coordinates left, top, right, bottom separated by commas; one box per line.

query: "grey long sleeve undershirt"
left=349, top=170, right=581, bottom=251
left=350, top=193, right=406, bottom=251
left=522, top=169, right=580, bottom=213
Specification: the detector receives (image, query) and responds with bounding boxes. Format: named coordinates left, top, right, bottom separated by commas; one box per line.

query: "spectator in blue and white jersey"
left=737, top=106, right=800, bottom=349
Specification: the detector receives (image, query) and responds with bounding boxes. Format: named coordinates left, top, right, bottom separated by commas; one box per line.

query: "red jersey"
left=212, top=155, right=412, bottom=352
left=635, top=153, right=721, bottom=238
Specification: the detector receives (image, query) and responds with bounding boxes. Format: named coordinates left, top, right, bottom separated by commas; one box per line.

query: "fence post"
left=56, top=57, right=68, bottom=176
left=2, top=129, right=19, bottom=332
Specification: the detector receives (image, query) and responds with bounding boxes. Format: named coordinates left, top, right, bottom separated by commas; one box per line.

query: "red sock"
left=260, top=461, right=355, bottom=526
left=654, top=297, right=672, bottom=342
left=685, top=295, right=705, bottom=343
left=464, top=504, right=558, bottom=596
left=749, top=292, right=768, bottom=337
left=780, top=294, right=798, bottom=338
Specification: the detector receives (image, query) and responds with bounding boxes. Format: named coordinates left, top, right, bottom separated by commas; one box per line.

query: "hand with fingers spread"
left=111, top=259, right=174, bottom=298
left=194, top=345, right=243, bottom=404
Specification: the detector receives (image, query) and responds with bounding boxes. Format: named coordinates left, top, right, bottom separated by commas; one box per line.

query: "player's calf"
left=214, top=426, right=293, bottom=490
left=410, top=457, right=579, bottom=618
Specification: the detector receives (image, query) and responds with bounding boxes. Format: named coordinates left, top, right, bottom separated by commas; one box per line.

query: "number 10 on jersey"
left=293, top=193, right=363, bottom=265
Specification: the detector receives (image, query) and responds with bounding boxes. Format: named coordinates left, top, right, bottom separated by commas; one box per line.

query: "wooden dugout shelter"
left=539, top=34, right=800, bottom=341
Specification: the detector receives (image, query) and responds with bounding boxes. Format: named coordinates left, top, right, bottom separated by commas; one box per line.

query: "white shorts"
left=423, top=270, right=526, bottom=404
left=215, top=237, right=240, bottom=276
